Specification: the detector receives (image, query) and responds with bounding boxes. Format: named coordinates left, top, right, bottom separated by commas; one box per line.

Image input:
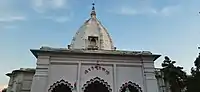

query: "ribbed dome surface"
left=70, top=6, right=114, bottom=50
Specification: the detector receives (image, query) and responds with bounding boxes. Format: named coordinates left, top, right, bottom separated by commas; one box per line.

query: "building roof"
left=6, top=68, right=35, bottom=77
left=30, top=46, right=161, bottom=61
left=69, top=3, right=114, bottom=50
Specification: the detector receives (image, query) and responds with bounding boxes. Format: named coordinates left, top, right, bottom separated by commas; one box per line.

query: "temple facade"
left=5, top=4, right=166, bottom=92
left=6, top=68, right=170, bottom=92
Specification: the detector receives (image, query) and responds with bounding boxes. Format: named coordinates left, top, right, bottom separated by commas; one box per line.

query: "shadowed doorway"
left=82, top=77, right=112, bottom=92
left=49, top=79, right=73, bottom=92
left=51, top=83, right=72, bottom=92
left=120, top=81, right=142, bottom=92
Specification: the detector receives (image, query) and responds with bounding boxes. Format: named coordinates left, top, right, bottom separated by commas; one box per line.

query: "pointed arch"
left=119, top=81, right=142, bottom=92
left=82, top=77, right=112, bottom=92
left=48, top=79, right=73, bottom=92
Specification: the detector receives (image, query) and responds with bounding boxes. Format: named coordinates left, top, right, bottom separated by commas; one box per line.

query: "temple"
left=5, top=3, right=170, bottom=92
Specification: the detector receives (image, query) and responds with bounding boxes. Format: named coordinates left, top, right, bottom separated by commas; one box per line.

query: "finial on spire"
left=90, top=2, right=96, bottom=18
left=92, top=3, right=95, bottom=10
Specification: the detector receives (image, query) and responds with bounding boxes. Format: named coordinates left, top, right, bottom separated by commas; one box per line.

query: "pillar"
left=30, top=56, right=50, bottom=92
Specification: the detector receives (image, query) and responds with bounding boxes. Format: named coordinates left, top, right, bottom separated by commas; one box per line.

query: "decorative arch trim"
left=82, top=77, right=112, bottom=92
left=48, top=79, right=73, bottom=92
left=119, top=81, right=142, bottom=92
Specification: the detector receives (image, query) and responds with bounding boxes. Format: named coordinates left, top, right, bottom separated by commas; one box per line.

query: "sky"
left=0, top=0, right=200, bottom=90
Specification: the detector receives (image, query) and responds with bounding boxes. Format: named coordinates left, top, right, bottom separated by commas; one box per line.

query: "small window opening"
left=88, top=36, right=98, bottom=50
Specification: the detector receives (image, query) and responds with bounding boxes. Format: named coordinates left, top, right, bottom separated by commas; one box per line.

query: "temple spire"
left=90, top=3, right=96, bottom=18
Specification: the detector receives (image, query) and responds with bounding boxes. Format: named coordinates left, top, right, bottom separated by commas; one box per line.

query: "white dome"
left=69, top=6, right=114, bottom=50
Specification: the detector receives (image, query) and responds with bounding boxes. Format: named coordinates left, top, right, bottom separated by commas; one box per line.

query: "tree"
left=161, top=56, right=187, bottom=92
left=193, top=53, right=200, bottom=72
left=186, top=53, right=200, bottom=92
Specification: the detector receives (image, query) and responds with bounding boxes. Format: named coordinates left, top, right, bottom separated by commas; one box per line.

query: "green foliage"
left=161, top=56, right=187, bottom=92
left=194, top=53, right=200, bottom=71
left=186, top=53, right=200, bottom=92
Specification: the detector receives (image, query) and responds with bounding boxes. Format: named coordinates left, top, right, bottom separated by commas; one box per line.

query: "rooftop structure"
left=69, top=3, right=115, bottom=50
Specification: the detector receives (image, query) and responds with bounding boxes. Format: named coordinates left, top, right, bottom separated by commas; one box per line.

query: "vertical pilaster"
left=113, top=64, right=117, bottom=92
left=6, top=75, right=14, bottom=92
left=77, top=62, right=81, bottom=92
left=143, top=61, right=159, bottom=92
left=30, top=56, right=50, bottom=92
left=141, top=57, right=147, bottom=92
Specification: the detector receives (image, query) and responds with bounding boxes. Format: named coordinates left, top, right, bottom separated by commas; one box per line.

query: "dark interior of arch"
left=84, top=81, right=110, bottom=92
left=51, top=83, right=72, bottom=92
left=121, top=84, right=140, bottom=92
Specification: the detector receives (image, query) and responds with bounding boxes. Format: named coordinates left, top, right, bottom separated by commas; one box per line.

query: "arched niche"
left=119, top=81, right=142, bottom=92
left=48, top=79, right=73, bottom=92
left=82, top=77, right=112, bottom=92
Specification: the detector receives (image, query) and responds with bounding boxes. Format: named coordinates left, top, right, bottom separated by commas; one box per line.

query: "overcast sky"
left=0, top=0, right=200, bottom=90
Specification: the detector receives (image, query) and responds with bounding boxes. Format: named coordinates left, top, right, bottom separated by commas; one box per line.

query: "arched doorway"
left=82, top=77, right=112, bottom=92
left=119, top=81, right=142, bottom=92
left=48, top=79, right=73, bottom=92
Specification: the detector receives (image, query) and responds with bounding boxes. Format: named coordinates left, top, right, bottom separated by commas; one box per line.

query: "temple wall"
left=26, top=52, right=162, bottom=92
left=44, top=54, right=146, bottom=92
left=7, top=60, right=165, bottom=92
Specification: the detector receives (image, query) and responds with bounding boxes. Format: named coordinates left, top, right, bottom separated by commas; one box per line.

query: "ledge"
left=6, top=68, right=35, bottom=77
left=30, top=46, right=161, bottom=61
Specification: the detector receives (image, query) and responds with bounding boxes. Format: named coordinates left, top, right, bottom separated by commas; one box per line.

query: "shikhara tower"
left=30, top=3, right=161, bottom=92
left=69, top=3, right=115, bottom=50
